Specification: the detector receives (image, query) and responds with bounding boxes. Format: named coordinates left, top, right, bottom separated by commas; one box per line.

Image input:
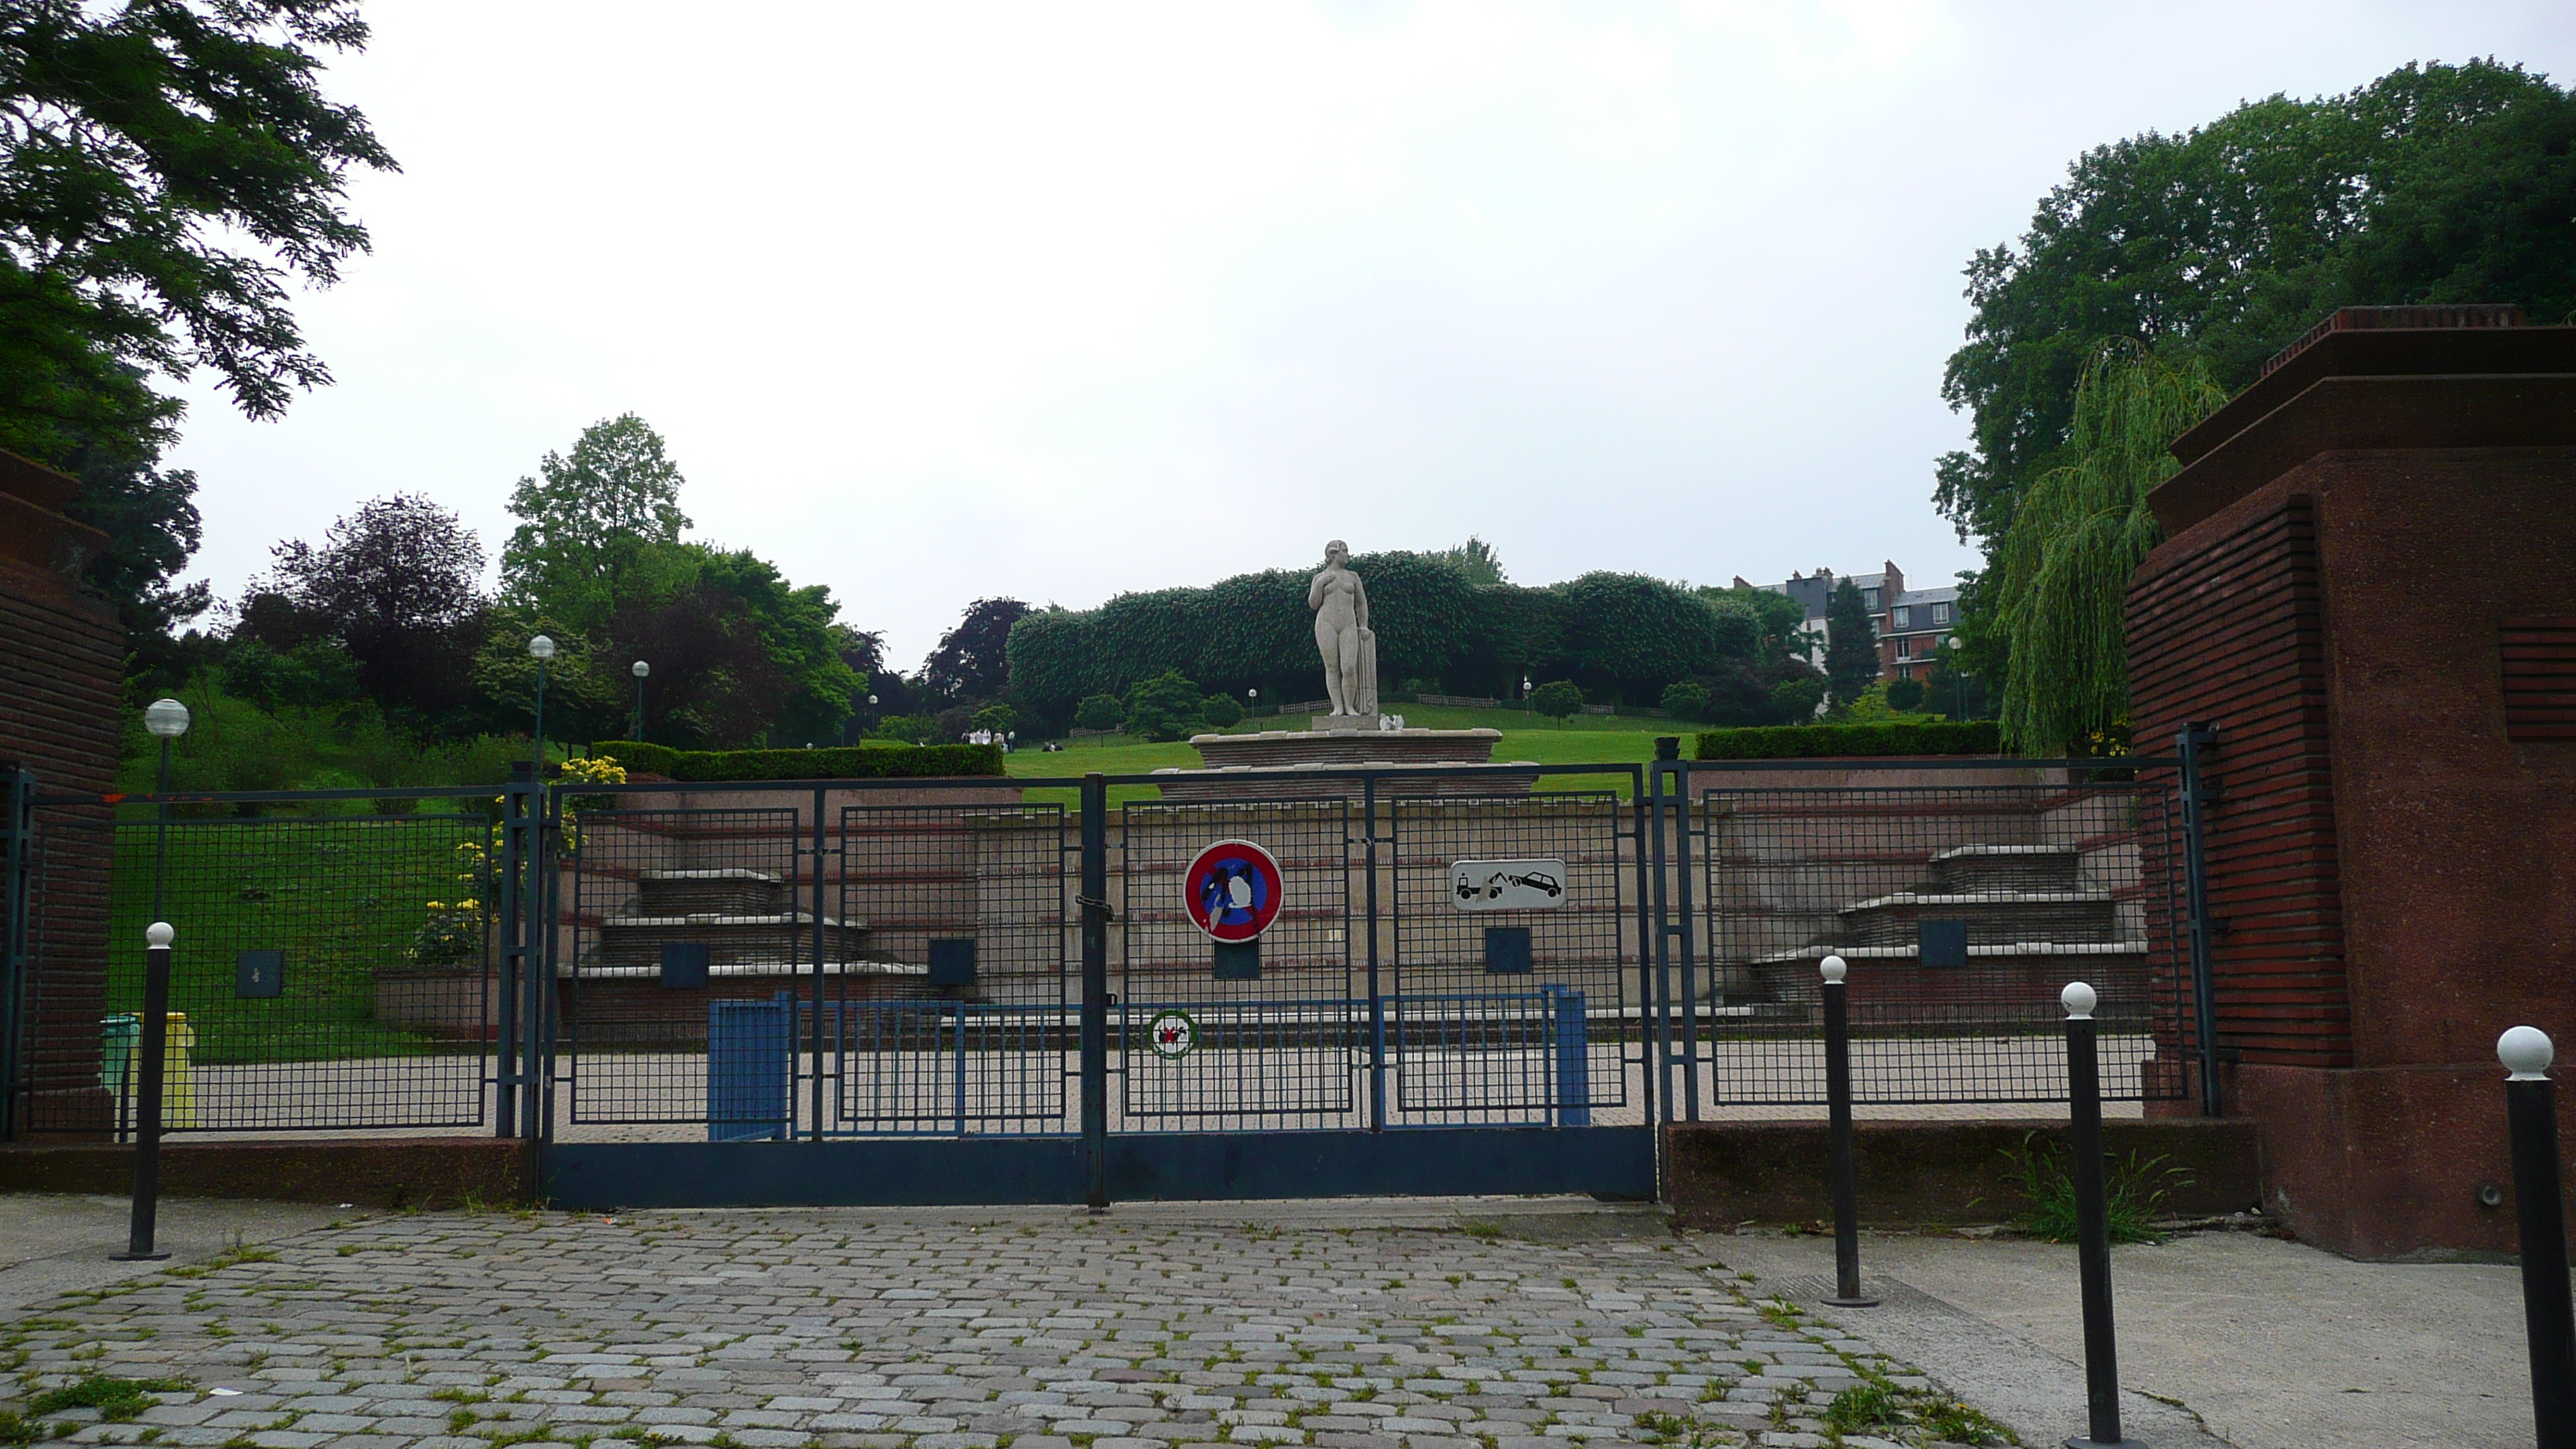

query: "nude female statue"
left=1309, top=540, right=1378, bottom=718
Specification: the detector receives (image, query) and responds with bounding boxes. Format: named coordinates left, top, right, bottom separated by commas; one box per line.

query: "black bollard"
left=1819, top=954, right=1874, bottom=1307
left=2500, top=1026, right=2575, bottom=1449
left=2062, top=981, right=2128, bottom=1447
left=113, top=922, right=173, bottom=1262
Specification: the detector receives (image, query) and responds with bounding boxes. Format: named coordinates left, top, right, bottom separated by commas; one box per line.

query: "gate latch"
left=1076, top=893, right=1117, bottom=922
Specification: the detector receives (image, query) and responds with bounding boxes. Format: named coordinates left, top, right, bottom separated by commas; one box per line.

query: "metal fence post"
left=1646, top=744, right=1676, bottom=1124
left=114, top=923, right=174, bottom=1261
left=2500, top=1026, right=2576, bottom=1449
left=1363, top=777, right=1386, bottom=1132
left=2176, top=723, right=2222, bottom=1116
left=1820, top=955, right=1875, bottom=1307
left=2062, top=980, right=2126, bottom=1448
left=0, top=767, right=34, bottom=1142
left=811, top=785, right=828, bottom=1141
left=1077, top=773, right=1110, bottom=1209
left=495, top=766, right=532, bottom=1139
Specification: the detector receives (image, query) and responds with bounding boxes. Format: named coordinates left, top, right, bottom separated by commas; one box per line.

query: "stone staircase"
left=1738, top=842, right=2151, bottom=1023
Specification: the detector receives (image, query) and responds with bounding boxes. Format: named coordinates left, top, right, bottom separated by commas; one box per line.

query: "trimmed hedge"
left=1693, top=720, right=2001, bottom=760
left=588, top=739, right=1005, bottom=780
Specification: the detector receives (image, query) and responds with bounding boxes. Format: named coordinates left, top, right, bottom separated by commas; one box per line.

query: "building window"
left=1862, top=587, right=1880, bottom=610
left=1931, top=602, right=1951, bottom=625
left=1892, top=605, right=1911, bottom=630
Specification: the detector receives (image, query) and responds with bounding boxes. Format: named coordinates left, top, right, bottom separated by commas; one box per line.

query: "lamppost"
left=631, top=659, right=649, bottom=742
left=1246, top=687, right=1258, bottom=718
left=529, top=635, right=556, bottom=776
left=141, top=698, right=189, bottom=923
left=1521, top=677, right=1533, bottom=712
left=1944, top=635, right=1965, bottom=719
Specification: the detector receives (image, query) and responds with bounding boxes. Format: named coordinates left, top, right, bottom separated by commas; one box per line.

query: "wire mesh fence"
left=15, top=793, right=498, bottom=1136
left=1681, top=775, right=2189, bottom=1108
left=1388, top=792, right=1641, bottom=1125
left=1115, top=798, right=1357, bottom=1130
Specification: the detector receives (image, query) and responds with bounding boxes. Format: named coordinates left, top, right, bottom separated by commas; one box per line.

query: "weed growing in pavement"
left=27, top=1378, right=194, bottom=1423
left=1996, top=1131, right=2194, bottom=1244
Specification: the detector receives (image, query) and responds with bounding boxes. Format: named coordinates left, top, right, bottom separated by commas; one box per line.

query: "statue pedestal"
left=1307, top=712, right=1381, bottom=731
left=1152, top=727, right=1536, bottom=800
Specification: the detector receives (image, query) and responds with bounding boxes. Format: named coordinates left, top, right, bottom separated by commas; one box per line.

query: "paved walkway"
left=2, top=1199, right=2001, bottom=1449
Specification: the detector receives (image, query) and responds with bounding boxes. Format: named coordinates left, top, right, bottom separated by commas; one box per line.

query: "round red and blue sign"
left=1182, top=838, right=1284, bottom=942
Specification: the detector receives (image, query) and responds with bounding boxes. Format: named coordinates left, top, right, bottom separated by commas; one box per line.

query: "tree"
left=1822, top=578, right=1878, bottom=709
left=1938, top=61, right=2576, bottom=552
left=1989, top=344, right=2225, bottom=754
left=500, top=414, right=690, bottom=630
left=601, top=577, right=787, bottom=748
left=971, top=703, right=1018, bottom=736
left=1201, top=693, right=1243, bottom=729
left=1528, top=679, right=1582, bottom=723
left=694, top=546, right=858, bottom=744
left=922, top=597, right=1029, bottom=703
left=56, top=437, right=208, bottom=681
left=0, top=1, right=397, bottom=470
left=255, top=494, right=488, bottom=726
left=1884, top=677, right=1927, bottom=712
left=1124, top=670, right=1204, bottom=742
left=1437, top=536, right=1506, bottom=585
left=1072, top=694, right=1123, bottom=732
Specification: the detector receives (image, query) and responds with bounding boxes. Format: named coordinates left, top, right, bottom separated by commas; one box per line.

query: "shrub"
left=872, top=713, right=939, bottom=745
left=1659, top=680, right=1712, bottom=722
left=587, top=739, right=1002, bottom=779
left=1693, top=720, right=2002, bottom=759
left=1885, top=676, right=1927, bottom=711
left=1528, top=680, right=1583, bottom=721
left=1767, top=677, right=1824, bottom=723
left=971, top=703, right=1019, bottom=735
left=1201, top=693, right=1244, bottom=728
left=1071, top=694, right=1124, bottom=732
left=1125, top=670, right=1205, bottom=742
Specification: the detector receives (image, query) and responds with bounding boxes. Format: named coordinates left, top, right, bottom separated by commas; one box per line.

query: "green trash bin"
left=101, top=1014, right=139, bottom=1137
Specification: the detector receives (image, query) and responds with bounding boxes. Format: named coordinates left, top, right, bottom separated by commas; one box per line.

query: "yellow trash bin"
left=163, top=1012, right=197, bottom=1129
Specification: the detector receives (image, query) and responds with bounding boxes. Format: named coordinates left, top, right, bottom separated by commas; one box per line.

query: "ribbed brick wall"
left=2, top=552, right=125, bottom=1138
left=2126, top=497, right=2349, bottom=1069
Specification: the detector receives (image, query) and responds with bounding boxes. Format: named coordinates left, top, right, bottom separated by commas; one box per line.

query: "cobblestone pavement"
left=0, top=1203, right=2006, bottom=1449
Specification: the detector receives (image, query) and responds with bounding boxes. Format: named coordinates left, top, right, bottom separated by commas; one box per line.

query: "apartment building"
left=1738, top=560, right=1959, bottom=683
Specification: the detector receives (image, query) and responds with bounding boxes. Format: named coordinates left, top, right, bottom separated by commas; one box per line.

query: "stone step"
left=1833, top=889, right=2122, bottom=947
left=632, top=868, right=787, bottom=916
left=1928, top=844, right=2080, bottom=893
left=594, top=914, right=867, bottom=969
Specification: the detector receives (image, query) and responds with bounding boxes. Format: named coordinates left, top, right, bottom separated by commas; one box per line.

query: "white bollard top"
left=145, top=921, right=174, bottom=948
left=2499, top=1026, right=2555, bottom=1081
left=2060, top=981, right=2097, bottom=1019
left=1820, top=954, right=1846, bottom=985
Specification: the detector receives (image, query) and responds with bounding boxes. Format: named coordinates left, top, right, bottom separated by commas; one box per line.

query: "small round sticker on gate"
left=1182, top=838, right=1283, bottom=942
left=1145, top=1009, right=1199, bottom=1060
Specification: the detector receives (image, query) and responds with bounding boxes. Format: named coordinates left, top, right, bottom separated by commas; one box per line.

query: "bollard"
left=2061, top=981, right=2129, bottom=1447
left=2500, top=1025, right=2575, bottom=1449
left=1819, top=955, right=1874, bottom=1306
left=113, top=922, right=174, bottom=1262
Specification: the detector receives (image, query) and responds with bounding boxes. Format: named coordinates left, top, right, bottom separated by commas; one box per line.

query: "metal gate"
left=4, top=750, right=2211, bottom=1207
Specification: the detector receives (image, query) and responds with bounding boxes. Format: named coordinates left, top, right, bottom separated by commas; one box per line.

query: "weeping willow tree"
left=1991, top=344, right=2227, bottom=754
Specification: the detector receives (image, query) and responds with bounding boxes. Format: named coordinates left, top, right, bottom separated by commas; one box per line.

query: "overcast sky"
left=163, top=0, right=2576, bottom=669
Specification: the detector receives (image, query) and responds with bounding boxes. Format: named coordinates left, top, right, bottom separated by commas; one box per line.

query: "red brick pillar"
left=2126, top=309, right=2576, bottom=1255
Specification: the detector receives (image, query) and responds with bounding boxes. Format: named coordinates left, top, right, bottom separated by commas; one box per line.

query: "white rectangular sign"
left=1450, top=858, right=1568, bottom=911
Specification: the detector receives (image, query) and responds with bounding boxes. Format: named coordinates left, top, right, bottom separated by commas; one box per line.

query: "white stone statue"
left=1308, top=539, right=1378, bottom=719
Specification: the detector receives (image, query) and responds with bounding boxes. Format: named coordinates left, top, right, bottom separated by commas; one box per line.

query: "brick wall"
left=2126, top=496, right=2348, bottom=1069
left=1, top=450, right=125, bottom=1139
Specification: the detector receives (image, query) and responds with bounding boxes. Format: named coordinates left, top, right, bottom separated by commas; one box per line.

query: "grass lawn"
left=104, top=807, right=495, bottom=1064
left=1007, top=705, right=1689, bottom=803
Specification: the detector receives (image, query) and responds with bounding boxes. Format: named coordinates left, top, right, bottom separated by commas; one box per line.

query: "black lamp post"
left=1944, top=635, right=1966, bottom=720
left=631, top=659, right=649, bottom=742
left=529, top=635, right=556, bottom=776
left=141, top=697, right=189, bottom=921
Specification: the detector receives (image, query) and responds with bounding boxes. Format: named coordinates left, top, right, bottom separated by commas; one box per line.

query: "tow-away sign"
left=1450, top=858, right=1568, bottom=911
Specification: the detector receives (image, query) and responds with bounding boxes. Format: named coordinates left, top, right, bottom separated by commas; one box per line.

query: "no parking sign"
left=1182, top=839, right=1283, bottom=942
